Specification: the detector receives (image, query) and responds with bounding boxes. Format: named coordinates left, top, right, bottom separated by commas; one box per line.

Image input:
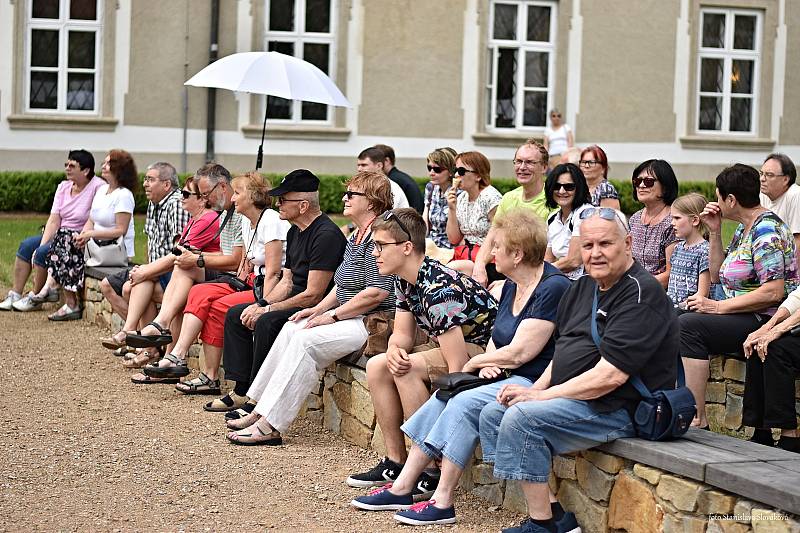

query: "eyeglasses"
left=632, top=176, right=658, bottom=188
left=454, top=167, right=476, bottom=177
left=181, top=189, right=199, bottom=199
left=551, top=114, right=562, bottom=118
left=427, top=165, right=445, bottom=173
left=343, top=190, right=367, bottom=200
left=373, top=240, right=406, bottom=253
left=758, top=170, right=786, bottom=180
left=579, top=160, right=600, bottom=168
left=579, top=207, right=630, bottom=232
left=512, top=159, right=544, bottom=168
left=382, top=210, right=412, bottom=241
left=64, top=162, right=78, bottom=170
left=555, top=182, right=577, bottom=192
left=276, top=196, right=306, bottom=206
left=143, top=176, right=163, bottom=184
left=198, top=181, right=220, bottom=198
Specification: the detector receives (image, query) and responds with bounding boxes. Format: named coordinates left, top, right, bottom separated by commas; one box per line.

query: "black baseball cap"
left=269, top=169, right=320, bottom=196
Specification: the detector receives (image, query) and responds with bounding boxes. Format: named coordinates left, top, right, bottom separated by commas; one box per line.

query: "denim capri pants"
left=17, top=235, right=51, bottom=268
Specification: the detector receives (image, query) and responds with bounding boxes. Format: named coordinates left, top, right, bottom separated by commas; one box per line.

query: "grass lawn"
left=0, top=212, right=351, bottom=289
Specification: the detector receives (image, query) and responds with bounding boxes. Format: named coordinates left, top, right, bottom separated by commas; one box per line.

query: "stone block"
left=459, top=457, right=475, bottom=491
left=662, top=513, right=708, bottom=533
left=188, top=344, right=203, bottom=359
left=304, top=410, right=323, bottom=426
left=370, top=423, right=386, bottom=456
left=795, top=380, right=800, bottom=400
left=707, top=519, right=753, bottom=533
left=187, top=357, right=199, bottom=371
left=471, top=483, right=504, bottom=506
left=558, top=480, right=608, bottom=533
left=323, top=372, right=337, bottom=391
left=335, top=364, right=353, bottom=383
left=110, top=312, right=123, bottom=332
left=707, top=404, right=726, bottom=433
left=300, top=394, right=322, bottom=416
left=656, top=474, right=703, bottom=512
left=725, top=393, right=744, bottom=430
left=706, top=382, right=727, bottom=404
left=697, top=490, right=736, bottom=516
left=332, top=382, right=352, bottom=415
left=710, top=357, right=725, bottom=380
left=350, top=381, right=375, bottom=428
left=341, top=415, right=373, bottom=449
left=322, top=387, right=341, bottom=434
left=723, top=358, right=747, bottom=382
left=350, top=367, right=368, bottom=388
left=472, top=463, right=496, bottom=485
left=608, top=471, right=663, bottom=533
left=734, top=500, right=758, bottom=523
left=634, top=463, right=663, bottom=485
left=101, top=298, right=112, bottom=313
left=751, top=509, right=798, bottom=533
left=503, top=480, right=527, bottom=514
left=553, top=455, right=577, bottom=480
left=86, top=302, right=97, bottom=323
left=575, top=456, right=616, bottom=502
left=583, top=450, right=625, bottom=474
left=727, top=382, right=745, bottom=396
left=548, top=472, right=559, bottom=496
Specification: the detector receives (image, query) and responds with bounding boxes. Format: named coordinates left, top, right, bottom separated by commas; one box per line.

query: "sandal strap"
left=164, top=353, right=186, bottom=366
left=147, top=321, right=171, bottom=335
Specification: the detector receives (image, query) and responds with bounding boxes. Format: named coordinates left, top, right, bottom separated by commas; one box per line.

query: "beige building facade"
left=1, top=0, right=798, bottom=181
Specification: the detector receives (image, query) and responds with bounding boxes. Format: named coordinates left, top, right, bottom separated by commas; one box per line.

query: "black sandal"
left=224, top=402, right=256, bottom=421
left=175, top=372, right=221, bottom=395
left=142, top=353, right=189, bottom=378
left=125, top=321, right=173, bottom=348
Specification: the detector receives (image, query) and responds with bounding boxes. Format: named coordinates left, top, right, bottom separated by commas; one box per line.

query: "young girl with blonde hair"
left=667, top=192, right=711, bottom=308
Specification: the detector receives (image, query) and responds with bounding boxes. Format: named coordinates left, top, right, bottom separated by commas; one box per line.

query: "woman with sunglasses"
left=544, top=163, right=593, bottom=279
left=579, top=145, right=620, bottom=210
left=628, top=159, right=679, bottom=287
left=446, top=151, right=502, bottom=276
left=102, top=176, right=222, bottom=367
left=543, top=109, right=574, bottom=169
left=423, top=147, right=461, bottom=251
left=225, top=171, right=396, bottom=445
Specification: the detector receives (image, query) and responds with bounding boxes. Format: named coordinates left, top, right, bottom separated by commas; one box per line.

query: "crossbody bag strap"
left=209, top=206, right=235, bottom=243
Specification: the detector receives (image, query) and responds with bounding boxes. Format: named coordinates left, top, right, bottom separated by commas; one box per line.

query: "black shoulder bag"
left=590, top=289, right=696, bottom=441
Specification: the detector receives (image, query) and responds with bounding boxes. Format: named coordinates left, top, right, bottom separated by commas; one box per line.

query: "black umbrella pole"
left=256, top=101, right=269, bottom=170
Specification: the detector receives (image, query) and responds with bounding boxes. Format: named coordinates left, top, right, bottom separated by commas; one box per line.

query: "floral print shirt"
left=629, top=208, right=678, bottom=276
left=395, top=256, right=498, bottom=346
left=455, top=185, right=503, bottom=245
left=424, top=182, right=462, bottom=248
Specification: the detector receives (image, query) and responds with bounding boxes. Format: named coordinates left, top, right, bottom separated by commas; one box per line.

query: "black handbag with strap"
left=433, top=370, right=511, bottom=402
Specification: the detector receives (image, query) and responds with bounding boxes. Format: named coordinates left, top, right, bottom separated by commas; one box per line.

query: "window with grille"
left=485, top=0, right=556, bottom=131
left=264, top=0, right=337, bottom=123
left=26, top=0, right=101, bottom=113
left=697, top=8, right=761, bottom=134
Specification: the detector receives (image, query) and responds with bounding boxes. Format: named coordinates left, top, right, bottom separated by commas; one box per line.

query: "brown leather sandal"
left=122, top=346, right=163, bottom=369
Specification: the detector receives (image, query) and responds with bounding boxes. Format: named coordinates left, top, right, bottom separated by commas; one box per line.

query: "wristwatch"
left=330, top=309, right=340, bottom=322
left=196, top=253, right=205, bottom=268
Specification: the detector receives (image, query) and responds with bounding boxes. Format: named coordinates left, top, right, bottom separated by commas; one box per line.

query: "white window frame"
left=24, top=0, right=103, bottom=115
left=696, top=8, right=762, bottom=135
left=263, top=0, right=338, bottom=125
left=485, top=0, right=557, bottom=132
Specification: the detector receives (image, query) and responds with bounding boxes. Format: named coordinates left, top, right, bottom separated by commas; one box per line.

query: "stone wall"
left=84, top=276, right=123, bottom=332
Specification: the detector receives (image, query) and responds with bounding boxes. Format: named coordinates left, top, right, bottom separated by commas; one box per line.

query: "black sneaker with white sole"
left=411, top=471, right=439, bottom=501
left=346, top=457, right=403, bottom=488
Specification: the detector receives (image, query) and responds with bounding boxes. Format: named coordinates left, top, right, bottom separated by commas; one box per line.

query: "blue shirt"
left=493, top=262, right=571, bottom=380
left=666, top=239, right=710, bottom=305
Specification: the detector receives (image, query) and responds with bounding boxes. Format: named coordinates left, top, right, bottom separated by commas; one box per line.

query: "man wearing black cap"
left=212, top=169, right=348, bottom=413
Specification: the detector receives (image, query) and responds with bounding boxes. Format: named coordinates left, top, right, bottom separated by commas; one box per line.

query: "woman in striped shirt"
left=226, top=170, right=396, bottom=446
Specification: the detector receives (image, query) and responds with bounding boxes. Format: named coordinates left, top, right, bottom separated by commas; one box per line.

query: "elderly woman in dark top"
left=628, top=159, right=679, bottom=287
left=225, top=170, right=396, bottom=445
left=681, top=164, right=798, bottom=430
left=351, top=209, right=573, bottom=527
left=579, top=145, right=620, bottom=209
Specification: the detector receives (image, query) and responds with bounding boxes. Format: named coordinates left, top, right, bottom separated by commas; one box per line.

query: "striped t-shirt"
left=219, top=209, right=244, bottom=256
left=334, top=230, right=396, bottom=311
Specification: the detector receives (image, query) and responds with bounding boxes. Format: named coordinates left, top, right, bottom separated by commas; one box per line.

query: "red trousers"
left=184, top=280, right=254, bottom=347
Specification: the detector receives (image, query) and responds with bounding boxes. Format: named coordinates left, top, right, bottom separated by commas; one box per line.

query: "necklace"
left=642, top=203, right=668, bottom=225
left=354, top=215, right=377, bottom=246
left=513, top=266, right=544, bottom=307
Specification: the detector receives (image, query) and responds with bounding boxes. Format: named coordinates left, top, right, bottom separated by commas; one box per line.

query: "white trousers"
left=247, top=316, right=368, bottom=432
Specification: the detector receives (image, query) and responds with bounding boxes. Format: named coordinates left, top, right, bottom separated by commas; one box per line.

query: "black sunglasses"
left=181, top=189, right=199, bottom=199
left=427, top=165, right=445, bottom=173
left=382, top=210, right=412, bottom=241
left=454, top=167, right=475, bottom=177
left=344, top=190, right=367, bottom=199
left=632, top=176, right=658, bottom=188
left=555, top=182, right=576, bottom=192
left=579, top=207, right=630, bottom=232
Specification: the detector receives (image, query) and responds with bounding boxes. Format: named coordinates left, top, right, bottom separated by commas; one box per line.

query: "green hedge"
left=0, top=171, right=719, bottom=217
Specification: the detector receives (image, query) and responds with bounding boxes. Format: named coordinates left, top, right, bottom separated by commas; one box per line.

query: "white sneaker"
left=13, top=293, right=42, bottom=312
left=0, top=291, right=21, bottom=311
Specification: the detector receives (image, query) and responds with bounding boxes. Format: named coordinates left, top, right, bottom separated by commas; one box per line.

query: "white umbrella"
left=185, top=51, right=351, bottom=168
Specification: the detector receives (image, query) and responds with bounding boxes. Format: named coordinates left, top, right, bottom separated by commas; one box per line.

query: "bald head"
left=580, top=212, right=633, bottom=290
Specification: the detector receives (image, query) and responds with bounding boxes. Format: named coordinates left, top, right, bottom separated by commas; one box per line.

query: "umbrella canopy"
left=185, top=51, right=350, bottom=107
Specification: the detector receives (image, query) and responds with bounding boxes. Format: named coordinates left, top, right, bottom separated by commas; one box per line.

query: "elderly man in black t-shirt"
left=479, top=208, right=679, bottom=533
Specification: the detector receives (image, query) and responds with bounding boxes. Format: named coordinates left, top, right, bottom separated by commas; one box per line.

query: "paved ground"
left=0, top=299, right=523, bottom=532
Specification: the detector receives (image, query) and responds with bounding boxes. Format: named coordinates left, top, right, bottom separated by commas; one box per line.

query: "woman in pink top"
left=1, top=150, right=105, bottom=313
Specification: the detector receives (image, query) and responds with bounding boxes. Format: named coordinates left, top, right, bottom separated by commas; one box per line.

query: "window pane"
left=493, top=4, right=517, bottom=40
left=523, top=91, right=547, bottom=127
left=734, top=15, right=756, bottom=50
left=303, top=43, right=329, bottom=74
left=700, top=58, right=723, bottom=93
left=29, top=71, right=58, bottom=109
left=32, top=0, right=59, bottom=19
left=68, top=31, right=95, bottom=69
left=31, top=29, right=59, bottom=68
left=302, top=102, right=327, bottom=120
left=268, top=40, right=295, bottom=55
left=702, top=13, right=725, bottom=48
left=526, top=6, right=550, bottom=42
left=699, top=96, right=722, bottom=130
left=305, top=0, right=330, bottom=32
left=70, top=0, right=97, bottom=20
left=494, top=48, right=517, bottom=128
left=269, top=0, right=294, bottom=31
left=67, top=73, right=94, bottom=110
left=266, top=96, right=292, bottom=119
left=731, top=59, right=753, bottom=94
left=525, top=51, right=548, bottom=88
left=730, top=98, right=752, bottom=131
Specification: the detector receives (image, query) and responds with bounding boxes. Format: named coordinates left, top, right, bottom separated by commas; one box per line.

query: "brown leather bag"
left=361, top=310, right=428, bottom=356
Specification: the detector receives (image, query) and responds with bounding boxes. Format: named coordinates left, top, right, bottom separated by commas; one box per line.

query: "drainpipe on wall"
left=205, top=0, right=220, bottom=162
left=181, top=0, right=190, bottom=174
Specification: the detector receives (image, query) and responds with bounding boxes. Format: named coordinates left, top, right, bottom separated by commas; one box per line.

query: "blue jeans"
left=17, top=235, right=51, bottom=268
left=479, top=398, right=634, bottom=483
left=402, top=375, right=532, bottom=469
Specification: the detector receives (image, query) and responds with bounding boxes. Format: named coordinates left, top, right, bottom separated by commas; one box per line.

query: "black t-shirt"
left=284, top=214, right=347, bottom=296
left=389, top=167, right=424, bottom=214
left=551, top=261, right=679, bottom=414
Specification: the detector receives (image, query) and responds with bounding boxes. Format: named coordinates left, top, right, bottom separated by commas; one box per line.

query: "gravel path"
left=0, top=301, right=523, bottom=532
